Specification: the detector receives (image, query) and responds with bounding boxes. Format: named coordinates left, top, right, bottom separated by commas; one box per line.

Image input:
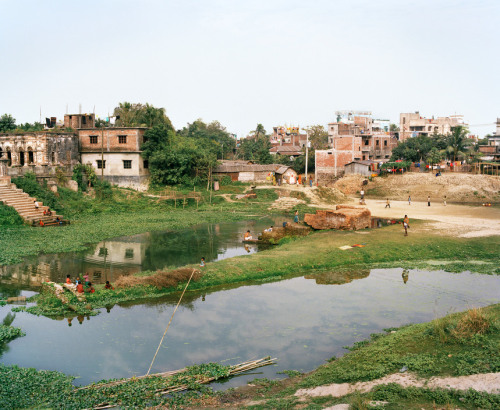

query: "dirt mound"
left=334, top=175, right=366, bottom=195
left=115, top=268, right=202, bottom=289
left=362, top=173, right=500, bottom=203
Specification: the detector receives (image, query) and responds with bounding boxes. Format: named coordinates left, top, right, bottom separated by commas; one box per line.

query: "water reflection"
left=304, top=269, right=370, bottom=285
left=1, top=268, right=498, bottom=387
left=0, top=219, right=275, bottom=289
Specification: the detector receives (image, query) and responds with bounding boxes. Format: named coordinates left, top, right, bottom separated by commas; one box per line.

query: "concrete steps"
left=0, top=182, right=64, bottom=225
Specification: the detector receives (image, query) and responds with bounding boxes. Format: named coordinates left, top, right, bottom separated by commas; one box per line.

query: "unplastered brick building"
left=316, top=113, right=397, bottom=183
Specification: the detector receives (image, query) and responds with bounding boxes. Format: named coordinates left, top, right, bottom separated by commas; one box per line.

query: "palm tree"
left=249, top=123, right=266, bottom=139
left=445, top=126, right=470, bottom=164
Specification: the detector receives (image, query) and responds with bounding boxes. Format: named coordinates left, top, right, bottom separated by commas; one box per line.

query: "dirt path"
left=295, top=372, right=500, bottom=399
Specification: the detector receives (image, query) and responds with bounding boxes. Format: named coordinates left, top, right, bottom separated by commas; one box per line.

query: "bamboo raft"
left=78, top=357, right=276, bottom=409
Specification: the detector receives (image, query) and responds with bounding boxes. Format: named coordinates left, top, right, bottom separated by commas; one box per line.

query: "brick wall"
left=78, top=128, right=145, bottom=152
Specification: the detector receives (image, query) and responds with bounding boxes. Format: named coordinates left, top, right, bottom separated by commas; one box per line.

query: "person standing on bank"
left=408, top=195, right=411, bottom=205
left=294, top=210, right=299, bottom=223
left=427, top=195, right=431, bottom=206
left=403, top=215, right=410, bottom=236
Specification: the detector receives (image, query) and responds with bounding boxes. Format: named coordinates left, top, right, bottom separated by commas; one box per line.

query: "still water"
left=1, top=267, right=499, bottom=388
left=0, top=218, right=277, bottom=289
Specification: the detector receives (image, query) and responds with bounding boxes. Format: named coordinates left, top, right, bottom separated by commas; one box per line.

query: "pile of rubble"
left=304, top=205, right=371, bottom=230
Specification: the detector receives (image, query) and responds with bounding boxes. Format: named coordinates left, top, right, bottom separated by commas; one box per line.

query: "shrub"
left=11, top=172, right=62, bottom=212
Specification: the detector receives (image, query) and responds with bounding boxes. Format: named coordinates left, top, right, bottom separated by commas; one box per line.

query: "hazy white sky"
left=1, top=0, right=498, bottom=137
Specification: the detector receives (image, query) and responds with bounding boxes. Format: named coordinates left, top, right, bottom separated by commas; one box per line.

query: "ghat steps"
left=0, top=178, right=63, bottom=225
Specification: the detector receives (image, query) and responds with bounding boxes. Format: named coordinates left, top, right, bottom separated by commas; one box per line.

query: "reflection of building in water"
left=304, top=269, right=370, bottom=285
left=83, top=234, right=149, bottom=283
left=0, top=234, right=150, bottom=288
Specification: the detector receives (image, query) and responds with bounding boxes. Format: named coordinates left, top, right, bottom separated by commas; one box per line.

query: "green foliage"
left=72, top=163, right=97, bottom=191
left=371, top=383, right=500, bottom=409
left=391, top=135, right=434, bottom=162
left=11, top=172, right=63, bottom=212
left=426, top=147, right=443, bottom=166
left=237, top=134, right=273, bottom=163
left=380, top=161, right=412, bottom=171
left=0, top=114, right=16, bottom=132
left=0, top=325, right=25, bottom=344
left=113, top=102, right=174, bottom=129
left=445, top=125, right=471, bottom=162
left=0, top=203, right=24, bottom=226
left=304, top=124, right=329, bottom=150
left=0, top=361, right=234, bottom=409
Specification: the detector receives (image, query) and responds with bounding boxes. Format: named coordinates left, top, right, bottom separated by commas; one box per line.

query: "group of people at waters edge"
left=65, top=274, right=114, bottom=292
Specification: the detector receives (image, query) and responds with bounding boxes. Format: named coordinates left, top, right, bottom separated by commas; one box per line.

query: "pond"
left=1, top=267, right=499, bottom=389
left=0, top=218, right=278, bottom=290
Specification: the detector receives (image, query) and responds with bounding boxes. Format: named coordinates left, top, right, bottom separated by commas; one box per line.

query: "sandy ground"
left=295, top=372, right=500, bottom=399
left=256, top=183, right=500, bottom=238
left=363, top=198, right=500, bottom=238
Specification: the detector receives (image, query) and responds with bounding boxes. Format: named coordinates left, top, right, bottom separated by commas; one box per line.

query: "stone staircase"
left=0, top=177, right=64, bottom=226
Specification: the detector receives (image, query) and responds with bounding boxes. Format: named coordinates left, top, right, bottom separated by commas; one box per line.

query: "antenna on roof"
left=79, top=104, right=82, bottom=114
left=66, top=104, right=68, bottom=114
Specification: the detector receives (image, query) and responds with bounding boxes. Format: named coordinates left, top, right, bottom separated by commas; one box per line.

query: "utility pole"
left=305, top=130, right=309, bottom=183
left=101, top=123, right=104, bottom=181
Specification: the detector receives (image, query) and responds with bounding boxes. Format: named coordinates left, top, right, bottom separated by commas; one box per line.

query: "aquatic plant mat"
left=0, top=357, right=275, bottom=409
left=79, top=357, right=276, bottom=409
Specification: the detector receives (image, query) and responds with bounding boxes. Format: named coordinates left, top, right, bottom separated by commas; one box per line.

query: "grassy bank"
left=2, top=305, right=498, bottom=409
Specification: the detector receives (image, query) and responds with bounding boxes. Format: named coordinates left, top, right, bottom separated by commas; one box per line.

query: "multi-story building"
left=399, top=112, right=467, bottom=140
left=316, top=112, right=397, bottom=182
left=78, top=123, right=149, bottom=189
left=478, top=118, right=500, bottom=162
left=0, top=113, right=150, bottom=189
left=271, top=126, right=308, bottom=147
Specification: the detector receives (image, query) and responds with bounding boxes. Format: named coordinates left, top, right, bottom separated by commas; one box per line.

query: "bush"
left=11, top=173, right=62, bottom=212
left=0, top=204, right=24, bottom=226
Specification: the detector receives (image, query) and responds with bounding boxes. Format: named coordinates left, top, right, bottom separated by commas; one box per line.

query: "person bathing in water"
left=244, top=230, right=252, bottom=240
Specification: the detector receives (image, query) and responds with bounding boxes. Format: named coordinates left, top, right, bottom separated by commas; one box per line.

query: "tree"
left=178, top=119, right=236, bottom=159
left=113, top=102, right=174, bottom=129
left=304, top=125, right=328, bottom=150
left=445, top=126, right=471, bottom=163
left=0, top=114, right=16, bottom=132
left=249, top=123, right=266, bottom=140
left=426, top=147, right=443, bottom=168
left=237, top=135, right=272, bottom=163
left=141, top=124, right=174, bottom=160
left=390, top=135, right=433, bottom=163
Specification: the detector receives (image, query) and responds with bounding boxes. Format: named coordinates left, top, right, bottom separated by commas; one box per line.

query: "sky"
left=1, top=0, right=499, bottom=137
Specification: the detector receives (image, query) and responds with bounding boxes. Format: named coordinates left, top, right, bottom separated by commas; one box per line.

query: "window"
left=364, top=140, right=369, bottom=146
left=90, top=135, right=98, bottom=144
left=143, top=160, right=149, bottom=169
left=125, top=249, right=134, bottom=259
left=123, top=160, right=132, bottom=169
left=82, top=116, right=86, bottom=125
left=118, top=135, right=127, bottom=144
left=376, top=140, right=379, bottom=146
left=384, top=140, right=387, bottom=146
left=51, top=152, right=55, bottom=162
left=97, top=160, right=106, bottom=169
left=98, top=247, right=108, bottom=257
